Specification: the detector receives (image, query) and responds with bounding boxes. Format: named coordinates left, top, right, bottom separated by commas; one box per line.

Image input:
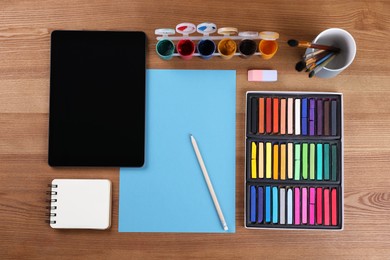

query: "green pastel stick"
left=317, top=144, right=323, bottom=180
left=324, top=143, right=330, bottom=180
left=310, top=143, right=315, bottom=180
left=302, top=143, right=308, bottom=179
left=294, top=144, right=301, bottom=180
left=331, top=144, right=337, bottom=181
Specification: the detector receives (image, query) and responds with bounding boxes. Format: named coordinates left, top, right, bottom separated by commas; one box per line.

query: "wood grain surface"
left=1, top=0, right=390, bottom=259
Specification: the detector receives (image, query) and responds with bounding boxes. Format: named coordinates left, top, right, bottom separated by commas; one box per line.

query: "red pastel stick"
left=324, top=189, right=330, bottom=225
left=331, top=189, right=338, bottom=225
left=316, top=187, right=323, bottom=225
left=266, top=98, right=272, bottom=133
left=273, top=98, right=279, bottom=133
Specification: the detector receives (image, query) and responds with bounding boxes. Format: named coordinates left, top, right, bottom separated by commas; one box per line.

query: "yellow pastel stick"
left=287, top=143, right=293, bottom=179
left=273, top=144, right=279, bottom=180
left=251, top=142, right=257, bottom=178
left=258, top=142, right=264, bottom=178
left=280, top=144, right=286, bottom=180
left=266, top=142, right=272, bottom=178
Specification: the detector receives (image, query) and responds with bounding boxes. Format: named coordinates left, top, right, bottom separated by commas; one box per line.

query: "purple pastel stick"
left=309, top=98, right=315, bottom=136
left=258, top=187, right=263, bottom=223
left=317, top=99, right=323, bottom=135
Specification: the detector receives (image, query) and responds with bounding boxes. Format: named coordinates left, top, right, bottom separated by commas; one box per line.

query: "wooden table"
left=1, top=0, right=389, bottom=259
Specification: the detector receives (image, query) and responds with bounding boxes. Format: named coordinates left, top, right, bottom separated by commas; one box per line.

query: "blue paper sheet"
left=119, top=69, right=236, bottom=232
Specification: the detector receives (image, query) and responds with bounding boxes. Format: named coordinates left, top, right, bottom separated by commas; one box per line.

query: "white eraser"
left=248, top=70, right=278, bottom=82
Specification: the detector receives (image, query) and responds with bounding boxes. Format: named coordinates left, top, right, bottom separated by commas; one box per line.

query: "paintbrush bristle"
left=287, top=39, right=299, bottom=47
left=308, top=70, right=316, bottom=78
left=295, top=61, right=306, bottom=72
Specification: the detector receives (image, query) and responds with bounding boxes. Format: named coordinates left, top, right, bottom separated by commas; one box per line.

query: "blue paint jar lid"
left=197, top=23, right=217, bottom=36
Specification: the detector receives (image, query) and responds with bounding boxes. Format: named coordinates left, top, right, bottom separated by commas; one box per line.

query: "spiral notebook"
left=47, top=179, right=112, bottom=229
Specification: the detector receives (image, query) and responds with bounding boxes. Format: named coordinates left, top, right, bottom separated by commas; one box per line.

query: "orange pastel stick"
left=259, top=98, right=265, bottom=133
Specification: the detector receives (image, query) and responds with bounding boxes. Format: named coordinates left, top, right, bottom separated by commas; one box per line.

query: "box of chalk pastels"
left=245, top=92, right=343, bottom=230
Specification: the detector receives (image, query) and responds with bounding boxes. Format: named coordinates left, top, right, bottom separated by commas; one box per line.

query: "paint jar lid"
left=197, top=22, right=217, bottom=36
left=218, top=27, right=238, bottom=36
left=259, top=31, right=279, bottom=40
left=238, top=31, right=259, bottom=38
left=155, top=28, right=176, bottom=37
left=176, top=23, right=196, bottom=36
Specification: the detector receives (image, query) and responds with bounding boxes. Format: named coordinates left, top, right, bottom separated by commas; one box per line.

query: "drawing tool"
left=295, top=99, right=301, bottom=135
left=280, top=144, right=286, bottom=180
left=280, top=99, right=286, bottom=134
left=266, top=142, right=272, bottom=178
left=309, top=187, right=315, bottom=225
left=259, top=98, right=265, bottom=134
left=258, top=187, right=264, bottom=223
left=258, top=142, right=264, bottom=178
left=301, top=98, right=308, bottom=135
left=310, top=143, right=315, bottom=180
left=302, top=143, right=308, bottom=179
left=307, top=53, right=335, bottom=74
left=280, top=188, right=286, bottom=224
left=287, top=98, right=293, bottom=134
left=273, top=98, right=279, bottom=133
left=302, top=187, right=308, bottom=224
left=331, top=100, right=337, bottom=136
left=316, top=187, right=323, bottom=225
left=266, top=97, right=272, bottom=134
left=288, top=143, right=293, bottom=179
left=294, top=187, right=300, bottom=224
left=324, top=100, right=330, bottom=135
left=324, top=189, right=330, bottom=225
left=273, top=144, right=279, bottom=180
left=309, top=55, right=336, bottom=78
left=287, top=188, right=293, bottom=224
left=317, top=99, right=323, bottom=135
left=190, top=135, right=228, bottom=231
left=324, top=144, right=330, bottom=180
left=294, top=144, right=301, bottom=180
left=287, top=39, right=341, bottom=52
left=317, top=144, right=323, bottom=180
left=265, top=186, right=271, bottom=222
left=331, top=188, right=337, bottom=226
left=303, top=49, right=326, bottom=59
left=331, top=144, right=337, bottom=181
left=251, top=142, right=257, bottom=179
left=250, top=186, right=256, bottom=222
left=251, top=98, right=258, bottom=134
left=309, top=98, right=315, bottom=136
left=272, top=187, right=278, bottom=223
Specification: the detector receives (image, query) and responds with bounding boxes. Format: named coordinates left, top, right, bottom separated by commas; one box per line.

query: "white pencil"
left=190, top=134, right=228, bottom=231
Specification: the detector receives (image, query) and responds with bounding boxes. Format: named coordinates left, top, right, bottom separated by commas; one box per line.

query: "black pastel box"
left=245, top=92, right=344, bottom=230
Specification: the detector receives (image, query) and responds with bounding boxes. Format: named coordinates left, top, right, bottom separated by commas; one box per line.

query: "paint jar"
left=258, top=31, right=279, bottom=60
left=196, top=22, right=217, bottom=60
left=217, top=27, right=238, bottom=59
left=155, top=28, right=176, bottom=60
left=238, top=32, right=258, bottom=58
left=176, top=23, right=196, bottom=60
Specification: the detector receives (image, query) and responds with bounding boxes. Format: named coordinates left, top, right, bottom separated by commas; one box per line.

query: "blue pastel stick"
left=258, top=187, right=264, bottom=223
left=302, top=98, right=308, bottom=135
left=317, top=143, right=323, bottom=180
left=272, top=187, right=278, bottom=223
left=265, top=186, right=271, bottom=223
left=250, top=186, right=256, bottom=222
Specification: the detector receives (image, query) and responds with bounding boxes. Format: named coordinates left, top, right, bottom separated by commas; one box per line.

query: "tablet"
left=49, top=30, right=146, bottom=166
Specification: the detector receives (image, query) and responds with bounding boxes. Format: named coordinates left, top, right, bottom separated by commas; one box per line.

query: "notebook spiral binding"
left=46, top=184, right=58, bottom=224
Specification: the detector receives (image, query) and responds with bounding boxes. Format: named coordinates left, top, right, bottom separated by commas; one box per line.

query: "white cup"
left=305, top=28, right=356, bottom=78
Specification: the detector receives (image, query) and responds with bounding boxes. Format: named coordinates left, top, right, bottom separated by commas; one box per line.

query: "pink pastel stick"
left=302, top=188, right=308, bottom=224
left=324, top=189, right=330, bottom=225
left=309, top=187, right=315, bottom=225
left=294, top=188, right=300, bottom=225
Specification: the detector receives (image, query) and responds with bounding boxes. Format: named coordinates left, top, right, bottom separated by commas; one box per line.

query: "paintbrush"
left=309, top=55, right=336, bottom=78
left=307, top=52, right=336, bottom=73
left=288, top=39, right=340, bottom=52
left=295, top=51, right=331, bottom=72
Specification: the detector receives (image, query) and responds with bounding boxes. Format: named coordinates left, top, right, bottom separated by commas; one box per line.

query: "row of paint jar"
left=155, top=23, right=279, bottom=60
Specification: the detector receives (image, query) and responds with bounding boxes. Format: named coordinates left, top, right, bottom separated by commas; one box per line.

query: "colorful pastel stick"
left=301, top=98, right=308, bottom=135
left=309, top=98, right=315, bottom=136
left=324, top=188, right=330, bottom=225
left=251, top=142, right=257, bottom=179
left=317, top=99, right=323, bottom=135
left=302, top=187, right=308, bottom=224
left=281, top=144, right=286, bottom=180
left=294, top=187, right=300, bottom=224
left=273, top=144, right=279, bottom=180
left=331, top=188, right=338, bottom=226
left=258, top=142, right=264, bottom=178
left=331, top=100, right=337, bottom=136
left=251, top=97, right=258, bottom=134
left=288, top=143, right=293, bottom=179
left=273, top=98, right=279, bottom=134
left=294, top=144, right=301, bottom=180
left=302, top=143, right=308, bottom=179
left=280, top=188, right=286, bottom=224
left=272, top=187, right=278, bottom=223
left=259, top=98, right=265, bottom=134
left=265, top=186, right=271, bottom=222
left=295, top=99, right=301, bottom=135
left=250, top=186, right=256, bottom=222
left=280, top=99, right=286, bottom=134
left=331, top=144, right=337, bottom=181
left=309, top=187, right=315, bottom=225
left=266, top=97, right=272, bottom=134
left=324, top=100, right=330, bottom=136
left=310, top=143, right=315, bottom=180
left=287, top=188, right=293, bottom=224
left=324, top=144, right=330, bottom=180
left=258, top=187, right=264, bottom=223
left=316, top=187, right=323, bottom=225
left=287, top=98, right=293, bottom=134
left=266, top=142, right=272, bottom=178
left=317, top=144, right=323, bottom=180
